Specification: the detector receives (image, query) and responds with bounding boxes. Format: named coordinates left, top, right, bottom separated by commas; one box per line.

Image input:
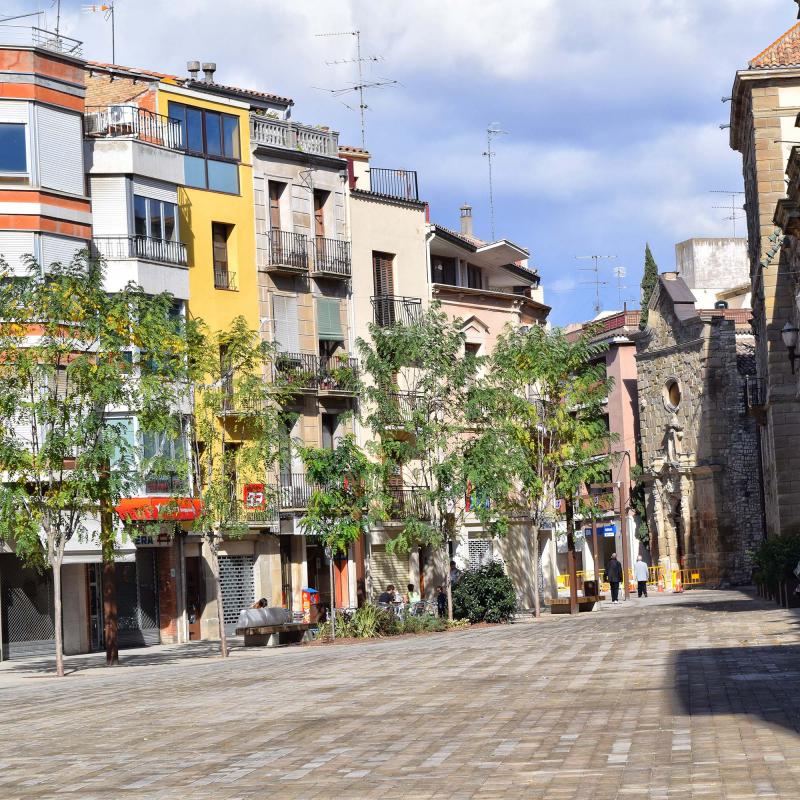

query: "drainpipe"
left=424, top=226, right=436, bottom=307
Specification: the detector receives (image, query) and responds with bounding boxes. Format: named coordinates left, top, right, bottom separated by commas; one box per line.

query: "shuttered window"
left=272, top=294, right=299, bottom=352
left=36, top=106, right=83, bottom=195
left=370, top=545, right=409, bottom=598
left=317, top=297, right=343, bottom=341
left=372, top=251, right=394, bottom=296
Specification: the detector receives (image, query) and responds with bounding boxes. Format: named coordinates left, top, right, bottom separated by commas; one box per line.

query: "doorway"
left=185, top=556, right=205, bottom=641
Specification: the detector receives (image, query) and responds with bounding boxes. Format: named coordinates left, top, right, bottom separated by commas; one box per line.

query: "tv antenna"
left=612, top=266, right=628, bottom=308
left=576, top=254, right=616, bottom=315
left=483, top=123, right=507, bottom=241
left=710, top=190, right=745, bottom=237
left=314, top=30, right=398, bottom=150
left=83, top=2, right=117, bottom=64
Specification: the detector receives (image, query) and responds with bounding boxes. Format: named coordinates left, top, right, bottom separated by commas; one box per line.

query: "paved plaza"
left=2, top=589, right=800, bottom=799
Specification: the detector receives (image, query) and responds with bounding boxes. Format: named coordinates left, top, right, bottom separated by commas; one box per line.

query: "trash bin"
left=583, top=580, right=598, bottom=597
left=302, top=588, right=319, bottom=623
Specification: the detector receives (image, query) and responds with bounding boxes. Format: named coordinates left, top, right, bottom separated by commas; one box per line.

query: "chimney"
left=460, top=203, right=473, bottom=237
left=186, top=60, right=200, bottom=80
left=202, top=62, right=217, bottom=83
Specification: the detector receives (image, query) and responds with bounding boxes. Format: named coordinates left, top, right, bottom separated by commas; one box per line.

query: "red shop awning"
left=115, top=497, right=203, bottom=522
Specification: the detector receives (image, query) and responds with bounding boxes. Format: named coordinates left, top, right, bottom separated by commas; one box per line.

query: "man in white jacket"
left=634, top=555, right=650, bottom=598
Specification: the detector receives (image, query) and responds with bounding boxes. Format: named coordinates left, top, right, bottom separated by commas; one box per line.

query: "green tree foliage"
left=466, top=324, right=615, bottom=615
left=299, top=434, right=384, bottom=557
left=184, top=315, right=288, bottom=657
left=452, top=561, right=517, bottom=623
left=0, top=253, right=188, bottom=675
left=357, top=304, right=481, bottom=617
left=639, top=243, right=659, bottom=329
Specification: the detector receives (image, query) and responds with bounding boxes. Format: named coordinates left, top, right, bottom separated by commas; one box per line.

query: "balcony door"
left=272, top=294, right=299, bottom=353
left=372, top=251, right=395, bottom=326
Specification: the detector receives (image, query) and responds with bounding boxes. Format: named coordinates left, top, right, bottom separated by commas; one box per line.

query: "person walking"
left=606, top=552, right=623, bottom=604
left=634, top=555, right=649, bottom=598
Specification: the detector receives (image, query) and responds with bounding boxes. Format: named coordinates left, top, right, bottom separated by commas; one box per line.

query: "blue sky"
left=5, top=0, right=797, bottom=324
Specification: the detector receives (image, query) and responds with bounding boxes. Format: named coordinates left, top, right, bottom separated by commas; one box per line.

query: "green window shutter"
left=317, top=297, right=343, bottom=341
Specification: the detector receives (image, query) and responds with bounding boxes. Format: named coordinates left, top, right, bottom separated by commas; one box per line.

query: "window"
left=663, top=379, right=682, bottom=412
left=313, top=190, right=328, bottom=238
left=431, top=256, right=457, bottom=286
left=268, top=182, right=284, bottom=230
left=142, top=427, right=186, bottom=494
left=212, top=223, right=233, bottom=289
left=133, top=195, right=178, bottom=242
left=0, top=123, right=26, bottom=175
left=467, top=264, right=482, bottom=289
left=168, top=101, right=240, bottom=193
left=322, top=414, right=339, bottom=451
left=317, top=297, right=343, bottom=342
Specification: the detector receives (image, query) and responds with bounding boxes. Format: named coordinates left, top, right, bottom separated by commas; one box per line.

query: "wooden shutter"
left=313, top=190, right=326, bottom=238
left=316, top=297, right=343, bottom=341
left=372, top=251, right=394, bottom=296
left=212, top=223, right=229, bottom=270
left=269, top=182, right=282, bottom=230
left=272, top=294, right=299, bottom=352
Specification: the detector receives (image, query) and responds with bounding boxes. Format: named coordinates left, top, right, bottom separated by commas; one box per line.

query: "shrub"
left=452, top=561, right=517, bottom=623
left=752, top=534, right=800, bottom=587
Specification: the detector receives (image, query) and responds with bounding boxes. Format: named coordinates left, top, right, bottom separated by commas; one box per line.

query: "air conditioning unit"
left=518, top=325, right=531, bottom=335
left=108, top=105, right=135, bottom=126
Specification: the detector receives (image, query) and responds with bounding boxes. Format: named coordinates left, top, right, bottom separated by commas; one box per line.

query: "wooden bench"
left=235, top=622, right=313, bottom=647
left=549, top=595, right=605, bottom=614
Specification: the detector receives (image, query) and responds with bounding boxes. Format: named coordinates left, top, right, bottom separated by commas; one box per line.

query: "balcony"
left=386, top=486, right=430, bottom=521
left=275, top=472, right=317, bottom=511
left=264, top=229, right=309, bottom=276
left=144, top=474, right=188, bottom=495
left=214, top=268, right=237, bottom=291
left=250, top=115, right=339, bottom=157
left=745, top=376, right=767, bottom=416
left=379, top=392, right=420, bottom=425
left=371, top=295, right=423, bottom=327
left=368, top=168, right=419, bottom=202
left=92, top=235, right=188, bottom=267
left=311, top=237, right=351, bottom=279
left=85, top=106, right=184, bottom=150
left=273, top=352, right=359, bottom=394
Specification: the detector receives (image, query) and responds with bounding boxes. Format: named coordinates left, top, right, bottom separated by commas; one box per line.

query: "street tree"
left=0, top=253, right=188, bottom=675
left=466, top=324, right=615, bottom=616
left=357, top=305, right=480, bottom=619
left=298, top=433, right=386, bottom=616
left=186, top=315, right=287, bottom=658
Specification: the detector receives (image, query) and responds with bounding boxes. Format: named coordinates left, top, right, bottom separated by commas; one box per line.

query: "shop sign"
left=243, top=483, right=267, bottom=510
left=115, top=496, right=202, bottom=522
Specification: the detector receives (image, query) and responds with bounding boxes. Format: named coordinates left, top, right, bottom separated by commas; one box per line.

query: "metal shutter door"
left=369, top=545, right=407, bottom=598
left=468, top=539, right=493, bottom=570
left=272, top=294, right=299, bottom=352
left=219, top=554, right=255, bottom=635
left=0, top=231, right=36, bottom=274
left=36, top=106, right=84, bottom=195
left=116, top=550, right=160, bottom=648
left=41, top=235, right=85, bottom=269
left=0, top=555, right=55, bottom=660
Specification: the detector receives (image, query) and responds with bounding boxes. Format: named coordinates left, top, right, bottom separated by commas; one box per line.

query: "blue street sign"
left=598, top=524, right=617, bottom=537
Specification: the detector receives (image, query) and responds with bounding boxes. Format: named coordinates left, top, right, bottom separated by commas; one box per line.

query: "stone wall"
left=636, top=280, right=763, bottom=584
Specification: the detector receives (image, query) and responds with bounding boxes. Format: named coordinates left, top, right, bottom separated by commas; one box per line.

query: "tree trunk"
left=103, top=558, right=118, bottom=666
left=101, top=505, right=118, bottom=666
left=445, top=540, right=453, bottom=622
left=531, top=523, right=541, bottom=619
left=52, top=547, right=65, bottom=678
left=591, top=511, right=600, bottom=584
left=209, top=530, right=228, bottom=658
left=566, top=493, right=578, bottom=615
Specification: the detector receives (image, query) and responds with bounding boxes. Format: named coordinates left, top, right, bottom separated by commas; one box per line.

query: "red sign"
left=115, top=497, right=203, bottom=522
left=243, top=483, right=267, bottom=510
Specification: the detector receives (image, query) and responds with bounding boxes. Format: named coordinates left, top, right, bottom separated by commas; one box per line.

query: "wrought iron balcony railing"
left=214, top=267, right=237, bottom=291
left=85, top=105, right=184, bottom=150
left=370, top=295, right=423, bottom=327
left=312, top=236, right=351, bottom=278
left=745, top=375, right=766, bottom=411
left=386, top=486, right=431, bottom=520
left=92, top=235, right=188, bottom=267
left=368, top=168, right=419, bottom=201
left=273, top=352, right=359, bottom=393
left=265, top=229, right=309, bottom=274
left=274, top=472, right=317, bottom=510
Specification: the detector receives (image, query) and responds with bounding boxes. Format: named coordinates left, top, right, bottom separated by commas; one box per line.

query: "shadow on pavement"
left=2, top=638, right=247, bottom=676
left=674, top=643, right=800, bottom=734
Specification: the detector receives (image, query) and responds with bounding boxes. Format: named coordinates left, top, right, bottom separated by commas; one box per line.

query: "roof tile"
left=749, top=22, right=800, bottom=69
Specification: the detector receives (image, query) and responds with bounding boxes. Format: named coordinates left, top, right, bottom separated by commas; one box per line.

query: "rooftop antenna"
left=612, top=266, right=628, bottom=308
left=82, top=2, right=117, bottom=63
left=314, top=30, right=397, bottom=150
left=483, top=123, right=507, bottom=241
left=576, top=254, right=616, bottom=315
left=710, top=190, right=745, bottom=237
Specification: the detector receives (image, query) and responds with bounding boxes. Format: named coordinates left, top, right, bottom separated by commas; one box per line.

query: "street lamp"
left=781, top=321, right=799, bottom=374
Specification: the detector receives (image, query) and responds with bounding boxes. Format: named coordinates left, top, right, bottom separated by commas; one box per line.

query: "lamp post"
left=781, top=321, right=799, bottom=373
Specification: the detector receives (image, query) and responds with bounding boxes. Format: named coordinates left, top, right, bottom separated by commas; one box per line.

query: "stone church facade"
left=636, top=274, right=764, bottom=585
